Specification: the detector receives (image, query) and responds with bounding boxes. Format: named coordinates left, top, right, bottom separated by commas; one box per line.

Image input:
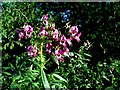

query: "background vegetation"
left=2, top=2, right=120, bottom=89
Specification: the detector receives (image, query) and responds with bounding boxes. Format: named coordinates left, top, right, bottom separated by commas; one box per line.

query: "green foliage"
left=52, top=73, right=67, bottom=83
left=2, top=2, right=120, bottom=89
left=41, top=70, right=50, bottom=88
left=57, top=46, right=120, bottom=89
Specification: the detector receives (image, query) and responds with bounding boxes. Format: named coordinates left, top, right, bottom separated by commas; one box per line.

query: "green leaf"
left=75, top=53, right=81, bottom=57
left=116, top=66, right=120, bottom=74
left=3, top=67, right=11, bottom=70
left=15, top=75, right=21, bottom=80
left=10, top=42, right=14, bottom=49
left=103, top=76, right=109, bottom=81
left=51, top=85, right=55, bottom=88
left=52, top=73, right=67, bottom=83
left=31, top=70, right=39, bottom=73
left=3, top=42, right=9, bottom=50
left=3, top=72, right=11, bottom=76
left=32, top=83, right=40, bottom=89
left=15, top=41, right=23, bottom=47
left=41, top=70, right=50, bottom=88
left=33, top=60, right=40, bottom=68
left=104, top=86, right=115, bottom=90
left=18, top=79, right=25, bottom=83
left=69, top=52, right=74, bottom=57
left=84, top=53, right=92, bottom=57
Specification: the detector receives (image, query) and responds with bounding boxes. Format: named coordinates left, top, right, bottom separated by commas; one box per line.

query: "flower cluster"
left=24, top=25, right=33, bottom=38
left=16, top=25, right=33, bottom=40
left=16, top=30, right=24, bottom=40
left=51, top=26, right=81, bottom=62
left=46, top=42, right=52, bottom=54
left=27, top=46, right=37, bottom=57
left=18, top=14, right=81, bottom=62
left=69, top=26, right=81, bottom=42
left=39, top=27, right=48, bottom=36
left=41, top=14, right=48, bottom=26
left=39, top=15, right=82, bottom=62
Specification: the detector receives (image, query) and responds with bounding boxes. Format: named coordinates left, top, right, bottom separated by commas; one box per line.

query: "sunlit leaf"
left=52, top=73, right=67, bottom=83
left=41, top=70, right=50, bottom=88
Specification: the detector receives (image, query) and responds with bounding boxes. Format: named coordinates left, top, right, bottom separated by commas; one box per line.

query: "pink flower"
left=74, top=33, right=82, bottom=42
left=52, top=29, right=59, bottom=40
left=24, top=25, right=33, bottom=32
left=63, top=47, right=69, bottom=57
left=43, top=20, right=48, bottom=26
left=55, top=49, right=63, bottom=55
left=39, top=27, right=48, bottom=36
left=56, top=55, right=64, bottom=62
left=24, top=25, right=33, bottom=38
left=39, top=30, right=48, bottom=36
left=27, top=46, right=37, bottom=57
left=63, top=47, right=69, bottom=52
left=46, top=49, right=52, bottom=54
left=27, top=46, right=33, bottom=52
left=53, top=34, right=58, bottom=40
left=16, top=30, right=24, bottom=40
left=60, top=35, right=67, bottom=47
left=41, top=14, right=48, bottom=21
left=28, top=52, right=33, bottom=57
left=69, top=26, right=78, bottom=37
left=33, top=48, right=37, bottom=54
left=69, top=26, right=82, bottom=42
left=46, top=42, right=52, bottom=54
left=54, top=29, right=59, bottom=35
left=46, top=42, right=52, bottom=48
left=55, top=49, right=64, bottom=62
left=33, top=53, right=36, bottom=57
left=18, top=32, right=24, bottom=40
left=50, top=27, right=55, bottom=31
left=41, top=14, right=49, bottom=26
left=40, top=27, right=45, bottom=30
left=66, top=38, right=72, bottom=46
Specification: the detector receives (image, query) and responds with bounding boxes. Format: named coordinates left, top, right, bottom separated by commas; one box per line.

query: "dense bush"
left=2, top=2, right=120, bottom=89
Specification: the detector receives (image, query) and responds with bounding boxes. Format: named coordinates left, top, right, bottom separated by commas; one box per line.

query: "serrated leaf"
left=52, top=74, right=67, bottom=83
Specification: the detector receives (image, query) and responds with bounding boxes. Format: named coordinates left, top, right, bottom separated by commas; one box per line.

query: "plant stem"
left=40, top=42, right=44, bottom=70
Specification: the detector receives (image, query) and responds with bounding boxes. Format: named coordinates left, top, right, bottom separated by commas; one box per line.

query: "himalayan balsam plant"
left=16, top=14, right=82, bottom=88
